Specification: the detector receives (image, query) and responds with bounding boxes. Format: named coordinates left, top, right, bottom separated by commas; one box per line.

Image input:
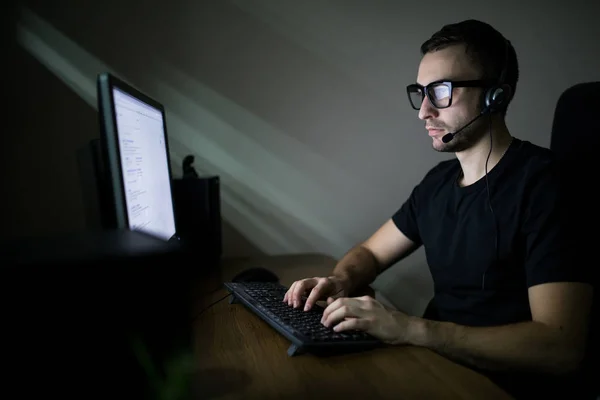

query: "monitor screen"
left=97, top=73, right=177, bottom=242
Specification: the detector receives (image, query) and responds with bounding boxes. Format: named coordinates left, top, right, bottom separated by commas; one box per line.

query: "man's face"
left=415, top=44, right=486, bottom=153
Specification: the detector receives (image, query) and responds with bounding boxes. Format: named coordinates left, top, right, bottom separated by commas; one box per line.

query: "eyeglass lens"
left=409, top=82, right=451, bottom=109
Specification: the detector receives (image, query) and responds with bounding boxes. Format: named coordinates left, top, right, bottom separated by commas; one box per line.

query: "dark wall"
left=2, top=34, right=99, bottom=239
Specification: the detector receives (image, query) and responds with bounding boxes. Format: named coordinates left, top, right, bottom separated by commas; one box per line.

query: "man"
left=283, top=20, right=595, bottom=399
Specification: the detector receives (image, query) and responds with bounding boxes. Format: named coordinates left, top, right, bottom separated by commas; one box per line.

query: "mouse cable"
left=190, top=292, right=232, bottom=323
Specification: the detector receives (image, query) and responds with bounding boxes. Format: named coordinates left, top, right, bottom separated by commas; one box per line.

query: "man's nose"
left=418, top=96, right=438, bottom=120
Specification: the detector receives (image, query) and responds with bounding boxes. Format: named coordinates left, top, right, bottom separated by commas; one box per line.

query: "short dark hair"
left=420, top=19, right=519, bottom=115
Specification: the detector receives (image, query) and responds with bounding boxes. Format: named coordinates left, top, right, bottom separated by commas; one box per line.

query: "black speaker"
left=171, top=176, right=222, bottom=261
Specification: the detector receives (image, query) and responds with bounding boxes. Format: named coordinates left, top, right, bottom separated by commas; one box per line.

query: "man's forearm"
left=408, top=318, right=583, bottom=375
left=331, top=245, right=379, bottom=295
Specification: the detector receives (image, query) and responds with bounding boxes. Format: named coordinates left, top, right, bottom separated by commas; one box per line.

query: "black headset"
left=483, top=38, right=511, bottom=113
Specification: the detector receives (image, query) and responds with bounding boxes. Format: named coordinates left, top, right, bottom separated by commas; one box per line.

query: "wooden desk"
left=191, top=254, right=513, bottom=399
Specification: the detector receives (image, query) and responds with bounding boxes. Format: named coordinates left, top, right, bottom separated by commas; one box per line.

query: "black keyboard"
left=223, top=281, right=381, bottom=356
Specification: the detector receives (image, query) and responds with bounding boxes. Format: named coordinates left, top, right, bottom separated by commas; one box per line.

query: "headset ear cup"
left=486, top=87, right=505, bottom=111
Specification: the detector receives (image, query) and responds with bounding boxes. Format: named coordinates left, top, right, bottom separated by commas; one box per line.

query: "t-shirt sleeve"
left=522, top=159, right=591, bottom=287
left=392, top=184, right=423, bottom=246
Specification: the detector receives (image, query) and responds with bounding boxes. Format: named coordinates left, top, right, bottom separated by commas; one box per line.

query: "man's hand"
left=283, top=276, right=349, bottom=311
left=320, top=295, right=415, bottom=345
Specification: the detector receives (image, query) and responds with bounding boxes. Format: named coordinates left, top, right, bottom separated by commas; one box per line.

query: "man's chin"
left=432, top=136, right=453, bottom=152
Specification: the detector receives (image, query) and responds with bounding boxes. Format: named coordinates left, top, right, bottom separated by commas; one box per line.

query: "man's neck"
left=456, top=124, right=513, bottom=187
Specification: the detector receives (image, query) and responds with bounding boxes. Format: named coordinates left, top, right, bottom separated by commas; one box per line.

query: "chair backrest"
left=550, top=81, right=600, bottom=398
left=550, top=82, right=600, bottom=159
left=550, top=81, right=599, bottom=282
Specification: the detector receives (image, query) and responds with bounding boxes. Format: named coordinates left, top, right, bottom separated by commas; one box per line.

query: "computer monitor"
left=96, top=72, right=178, bottom=242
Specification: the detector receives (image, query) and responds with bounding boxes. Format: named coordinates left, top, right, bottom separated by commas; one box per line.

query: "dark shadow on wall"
left=1, top=41, right=98, bottom=239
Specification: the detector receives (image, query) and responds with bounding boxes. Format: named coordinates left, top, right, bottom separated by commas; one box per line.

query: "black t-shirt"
left=392, top=138, right=593, bottom=398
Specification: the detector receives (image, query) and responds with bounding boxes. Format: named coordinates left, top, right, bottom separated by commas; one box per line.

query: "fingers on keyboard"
left=291, top=280, right=313, bottom=308
left=305, top=285, right=325, bottom=311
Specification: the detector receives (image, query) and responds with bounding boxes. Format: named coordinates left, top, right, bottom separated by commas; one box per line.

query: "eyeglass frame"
left=406, top=79, right=496, bottom=110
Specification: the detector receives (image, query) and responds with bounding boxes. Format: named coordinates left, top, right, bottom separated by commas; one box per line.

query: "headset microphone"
left=441, top=107, right=490, bottom=143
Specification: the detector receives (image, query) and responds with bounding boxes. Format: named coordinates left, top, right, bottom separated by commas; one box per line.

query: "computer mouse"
left=232, top=267, right=279, bottom=283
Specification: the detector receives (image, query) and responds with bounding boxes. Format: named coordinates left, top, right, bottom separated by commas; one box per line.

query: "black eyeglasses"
left=406, top=79, right=494, bottom=110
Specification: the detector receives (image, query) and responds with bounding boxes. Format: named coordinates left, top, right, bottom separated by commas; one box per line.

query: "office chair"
left=550, top=81, right=600, bottom=400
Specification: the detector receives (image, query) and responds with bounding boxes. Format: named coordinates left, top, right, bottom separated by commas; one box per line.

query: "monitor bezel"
left=96, top=72, right=178, bottom=242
